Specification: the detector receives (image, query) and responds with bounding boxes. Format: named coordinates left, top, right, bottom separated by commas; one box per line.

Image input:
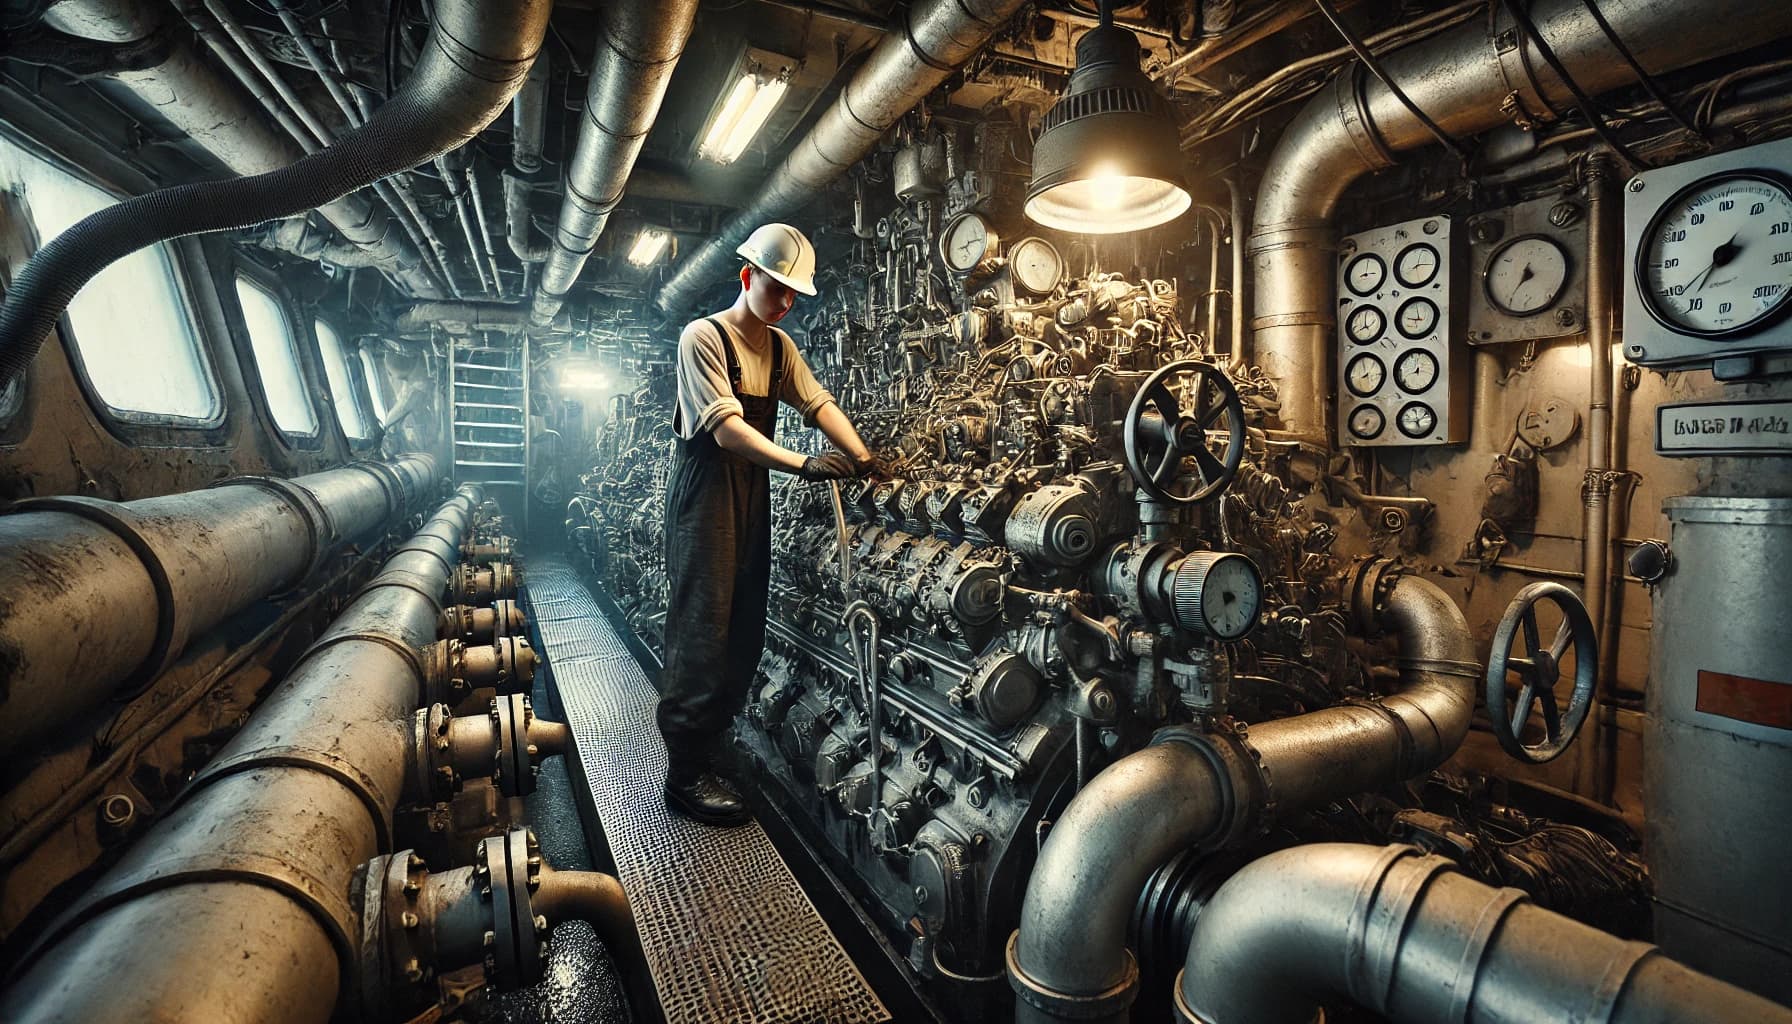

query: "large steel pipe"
left=1174, top=843, right=1792, bottom=1024
left=0, top=454, right=437, bottom=753
left=1008, top=570, right=1478, bottom=1023
left=1247, top=0, right=1792, bottom=436
left=653, top=0, right=1028, bottom=315
left=0, top=486, right=483, bottom=1024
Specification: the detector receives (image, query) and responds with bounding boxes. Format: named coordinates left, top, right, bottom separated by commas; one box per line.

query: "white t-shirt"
left=673, top=317, right=834, bottom=440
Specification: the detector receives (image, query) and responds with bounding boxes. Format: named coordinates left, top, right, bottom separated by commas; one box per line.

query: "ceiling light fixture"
left=696, top=50, right=795, bottom=165
left=627, top=228, right=670, bottom=267
left=1024, top=1, right=1192, bottom=234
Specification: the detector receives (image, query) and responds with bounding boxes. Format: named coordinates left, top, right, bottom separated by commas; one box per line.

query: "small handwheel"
left=1485, top=582, right=1598, bottom=763
left=1122, top=360, right=1246, bottom=505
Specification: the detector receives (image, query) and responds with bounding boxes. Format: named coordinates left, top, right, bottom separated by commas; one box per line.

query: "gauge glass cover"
left=1394, top=349, right=1439, bottom=393
left=1346, top=306, right=1386, bottom=344
left=944, top=214, right=992, bottom=273
left=1395, top=243, right=1441, bottom=288
left=1485, top=234, right=1570, bottom=316
left=1010, top=237, right=1064, bottom=294
left=1346, top=353, right=1386, bottom=397
left=1348, top=404, right=1385, bottom=440
left=1397, top=402, right=1438, bottom=438
left=1345, top=253, right=1386, bottom=296
left=1200, top=555, right=1263, bottom=640
left=1396, top=297, right=1440, bottom=339
left=1638, top=172, right=1792, bottom=337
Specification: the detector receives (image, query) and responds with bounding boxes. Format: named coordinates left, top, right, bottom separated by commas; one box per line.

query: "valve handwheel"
left=1485, top=582, right=1598, bottom=763
left=1122, top=360, right=1246, bottom=505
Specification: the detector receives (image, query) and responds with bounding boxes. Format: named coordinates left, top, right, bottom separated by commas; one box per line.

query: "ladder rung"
left=454, top=381, right=523, bottom=391
left=453, top=362, right=519, bottom=372
left=457, top=401, right=522, bottom=410
left=455, top=421, right=525, bottom=429
left=456, top=440, right=525, bottom=448
left=455, top=460, right=526, bottom=468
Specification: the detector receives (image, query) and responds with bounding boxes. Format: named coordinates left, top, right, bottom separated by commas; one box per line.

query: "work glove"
left=854, top=451, right=893, bottom=481
left=798, top=451, right=858, bottom=481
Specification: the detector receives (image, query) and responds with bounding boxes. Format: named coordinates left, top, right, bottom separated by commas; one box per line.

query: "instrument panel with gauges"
left=1623, top=136, right=1792, bottom=374
left=1464, top=192, right=1589, bottom=347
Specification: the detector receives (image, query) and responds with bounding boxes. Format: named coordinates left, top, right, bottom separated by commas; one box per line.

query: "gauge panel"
left=1484, top=234, right=1570, bottom=317
left=1335, top=215, right=1464, bottom=446
left=942, top=212, right=999, bottom=275
left=1009, top=236, right=1065, bottom=295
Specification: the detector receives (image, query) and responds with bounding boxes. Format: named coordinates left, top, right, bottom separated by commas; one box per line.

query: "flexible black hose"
left=0, top=0, right=551, bottom=391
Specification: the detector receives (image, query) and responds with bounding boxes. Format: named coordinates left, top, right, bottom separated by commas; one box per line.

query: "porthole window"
left=359, top=346, right=392, bottom=423
left=313, top=318, right=370, bottom=440
left=233, top=274, right=318, bottom=436
left=0, top=134, right=219, bottom=422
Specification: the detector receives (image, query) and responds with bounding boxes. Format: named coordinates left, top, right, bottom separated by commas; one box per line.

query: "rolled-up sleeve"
left=675, top=322, right=743, bottom=438
left=777, top=331, right=836, bottom=426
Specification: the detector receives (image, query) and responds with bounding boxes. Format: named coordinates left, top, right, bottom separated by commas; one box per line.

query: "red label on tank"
left=1696, top=670, right=1792, bottom=730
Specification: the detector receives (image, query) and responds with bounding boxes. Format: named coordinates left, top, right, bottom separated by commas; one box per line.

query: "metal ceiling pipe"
left=1247, top=0, right=1792, bottom=438
left=1007, top=569, right=1477, bottom=1023
left=1, top=488, right=484, bottom=1024
left=653, top=0, right=1029, bottom=316
left=394, top=300, right=574, bottom=338
left=529, top=0, right=699, bottom=326
left=512, top=53, right=549, bottom=174
left=0, top=0, right=553, bottom=391
left=0, top=454, right=438, bottom=755
left=504, top=172, right=553, bottom=262
left=1173, top=843, right=1792, bottom=1024
left=43, top=0, right=436, bottom=296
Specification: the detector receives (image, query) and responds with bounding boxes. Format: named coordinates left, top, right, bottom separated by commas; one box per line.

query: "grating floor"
left=524, top=559, right=890, bottom=1024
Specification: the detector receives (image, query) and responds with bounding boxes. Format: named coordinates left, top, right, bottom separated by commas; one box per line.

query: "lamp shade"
left=1025, top=23, right=1192, bottom=234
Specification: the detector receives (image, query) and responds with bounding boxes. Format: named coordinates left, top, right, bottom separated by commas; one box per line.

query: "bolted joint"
left=407, top=703, right=462, bottom=802
left=461, top=534, right=517, bottom=563
left=461, top=637, right=538, bottom=696
left=448, top=561, right=520, bottom=605
left=421, top=639, right=472, bottom=707
left=437, top=599, right=528, bottom=645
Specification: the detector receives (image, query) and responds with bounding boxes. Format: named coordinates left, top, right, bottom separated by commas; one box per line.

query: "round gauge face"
left=1395, top=243, right=1441, bottom=288
left=1192, top=552, right=1263, bottom=641
left=1394, top=349, right=1439, bottom=393
left=1639, top=172, right=1792, bottom=337
left=942, top=213, right=995, bottom=274
left=1397, top=401, right=1438, bottom=438
left=1396, top=297, right=1440, bottom=339
left=1009, top=236, right=1065, bottom=294
left=1344, top=253, right=1387, bottom=296
left=1484, top=234, right=1570, bottom=316
left=1345, top=305, right=1386, bottom=344
left=1348, top=404, right=1386, bottom=440
left=1345, top=353, right=1386, bottom=397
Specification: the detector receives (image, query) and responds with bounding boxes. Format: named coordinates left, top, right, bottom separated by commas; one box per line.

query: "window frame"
left=311, top=315, right=377, bottom=446
left=228, top=259, right=324, bottom=449
left=0, top=127, right=228, bottom=436
left=359, top=344, right=394, bottom=425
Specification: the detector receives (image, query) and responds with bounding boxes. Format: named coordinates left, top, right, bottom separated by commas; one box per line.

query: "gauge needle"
left=1508, top=262, right=1534, bottom=305
left=1685, top=233, right=1742, bottom=293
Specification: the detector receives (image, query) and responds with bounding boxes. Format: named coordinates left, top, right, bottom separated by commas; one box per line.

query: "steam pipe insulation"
left=1007, top=570, right=1479, bottom=1023
left=0, top=454, right=438, bottom=755
left=42, top=0, right=435, bottom=296
left=1173, top=843, right=1792, bottom=1024
left=0, top=0, right=553, bottom=391
left=504, top=172, right=553, bottom=262
left=653, top=0, right=1028, bottom=315
left=395, top=300, right=574, bottom=339
left=0, top=487, right=484, bottom=1024
left=1246, top=0, right=1792, bottom=438
left=529, top=0, right=699, bottom=325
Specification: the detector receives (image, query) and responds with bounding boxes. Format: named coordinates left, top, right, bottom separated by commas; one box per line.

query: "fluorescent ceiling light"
left=697, top=52, right=794, bottom=165
left=627, top=229, right=670, bottom=266
left=558, top=364, right=609, bottom=392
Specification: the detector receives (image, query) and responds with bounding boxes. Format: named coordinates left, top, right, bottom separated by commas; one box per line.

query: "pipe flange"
left=360, top=566, right=450, bottom=612
left=356, top=851, right=437, bottom=1022
left=185, top=745, right=396, bottom=852
left=1005, top=930, right=1139, bottom=1020
left=494, top=693, right=537, bottom=798
left=1337, top=697, right=1418, bottom=779
left=393, top=533, right=460, bottom=578
left=480, top=830, right=546, bottom=989
left=1334, top=65, right=1397, bottom=172
left=1149, top=726, right=1267, bottom=850
left=11, top=495, right=183, bottom=698
left=1346, top=557, right=1403, bottom=635
left=1490, top=3, right=1563, bottom=131
left=211, top=475, right=339, bottom=587
left=411, top=703, right=459, bottom=802
left=423, top=639, right=472, bottom=707
left=345, top=459, right=408, bottom=515
left=491, top=599, right=527, bottom=639
left=300, top=623, right=428, bottom=691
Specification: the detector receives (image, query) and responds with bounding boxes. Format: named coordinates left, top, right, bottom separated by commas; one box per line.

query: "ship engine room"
left=3, top=0, right=1792, bottom=1021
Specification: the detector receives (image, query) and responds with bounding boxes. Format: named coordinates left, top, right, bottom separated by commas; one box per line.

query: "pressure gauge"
left=1637, top=171, right=1792, bottom=338
left=1344, top=253, right=1386, bottom=296
left=1395, top=243, right=1441, bottom=288
left=1485, top=234, right=1570, bottom=317
left=1396, top=297, right=1440, bottom=338
left=1394, top=349, right=1439, bottom=393
left=1345, top=305, right=1386, bottom=344
left=1345, top=353, right=1386, bottom=397
left=1397, top=401, right=1438, bottom=438
left=1173, top=551, right=1263, bottom=641
left=1348, top=404, right=1386, bottom=440
left=1009, top=236, right=1065, bottom=295
left=942, top=212, right=999, bottom=275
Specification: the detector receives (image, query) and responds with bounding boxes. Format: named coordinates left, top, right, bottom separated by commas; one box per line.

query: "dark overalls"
left=657, top=317, right=785, bottom=776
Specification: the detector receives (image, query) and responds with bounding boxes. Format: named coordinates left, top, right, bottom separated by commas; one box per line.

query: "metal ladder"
left=450, top=334, right=530, bottom=530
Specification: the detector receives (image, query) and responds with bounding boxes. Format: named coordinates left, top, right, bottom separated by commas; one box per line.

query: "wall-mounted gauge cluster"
left=1335, top=215, right=1466, bottom=446
left=1464, top=193, right=1588, bottom=346
left=1623, top=136, right=1792, bottom=374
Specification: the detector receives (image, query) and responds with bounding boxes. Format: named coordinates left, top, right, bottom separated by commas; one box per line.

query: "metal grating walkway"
left=525, top=559, right=890, bottom=1024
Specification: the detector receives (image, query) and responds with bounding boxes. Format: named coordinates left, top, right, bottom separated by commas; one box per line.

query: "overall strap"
left=704, top=316, right=744, bottom=394
left=768, top=326, right=787, bottom=400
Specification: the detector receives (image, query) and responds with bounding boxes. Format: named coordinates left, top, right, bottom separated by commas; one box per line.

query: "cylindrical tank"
left=1645, top=496, right=1792, bottom=1005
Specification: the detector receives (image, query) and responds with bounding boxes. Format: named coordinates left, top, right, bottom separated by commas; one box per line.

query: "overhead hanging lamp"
left=1024, top=0, right=1193, bottom=234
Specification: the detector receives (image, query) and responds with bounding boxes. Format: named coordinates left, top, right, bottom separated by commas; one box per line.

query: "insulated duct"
left=652, top=0, right=1028, bottom=316
left=1247, top=0, right=1792, bottom=437
left=395, top=300, right=573, bottom=339
left=1007, top=568, right=1479, bottom=1023
left=1173, top=843, right=1792, bottom=1024
left=529, top=0, right=699, bottom=325
left=0, top=454, right=438, bottom=755
left=0, top=488, right=482, bottom=1024
left=0, top=0, right=554, bottom=391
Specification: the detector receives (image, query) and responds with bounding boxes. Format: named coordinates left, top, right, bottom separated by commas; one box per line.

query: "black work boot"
left=665, top=767, right=749, bottom=826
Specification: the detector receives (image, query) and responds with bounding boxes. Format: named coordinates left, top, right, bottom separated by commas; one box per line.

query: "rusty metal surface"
left=525, top=559, right=890, bottom=1024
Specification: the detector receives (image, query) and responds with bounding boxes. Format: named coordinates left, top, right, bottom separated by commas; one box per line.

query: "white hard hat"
left=735, top=222, right=817, bottom=296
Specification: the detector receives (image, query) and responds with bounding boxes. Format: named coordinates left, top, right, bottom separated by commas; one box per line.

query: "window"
left=0, top=135, right=219, bottom=421
left=313, top=318, right=370, bottom=440
left=359, top=347, right=391, bottom=423
left=233, top=275, right=318, bottom=436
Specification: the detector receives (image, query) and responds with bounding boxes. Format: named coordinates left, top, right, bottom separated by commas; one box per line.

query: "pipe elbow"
left=1378, top=573, right=1479, bottom=762
left=532, top=866, right=635, bottom=954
